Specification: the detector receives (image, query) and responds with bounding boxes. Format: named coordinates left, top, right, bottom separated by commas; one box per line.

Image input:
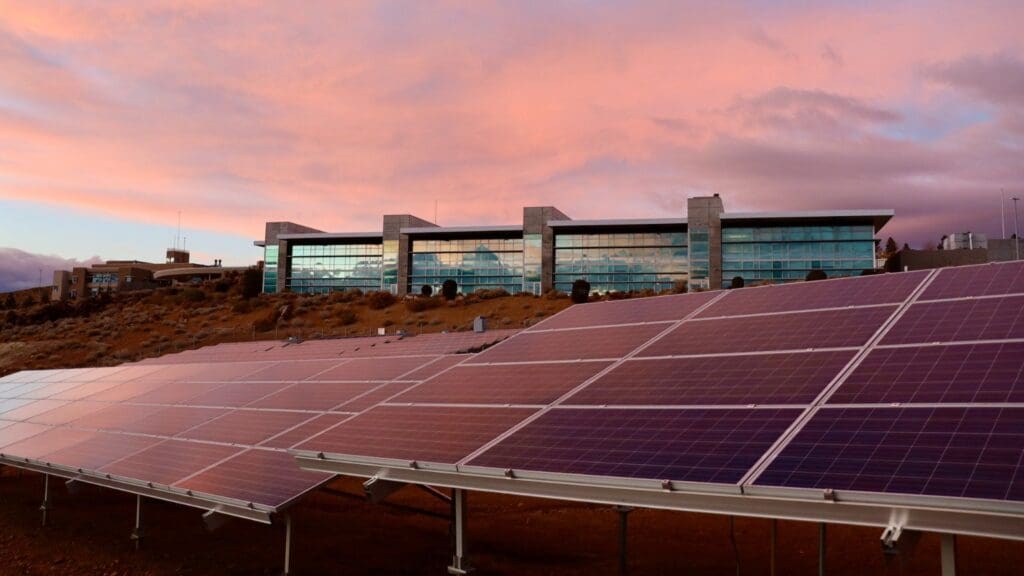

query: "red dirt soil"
left=1, top=468, right=1021, bottom=576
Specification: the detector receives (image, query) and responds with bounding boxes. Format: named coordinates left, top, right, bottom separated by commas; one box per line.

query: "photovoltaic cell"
left=921, top=261, right=1024, bottom=301
left=829, top=343, right=1024, bottom=404
left=755, top=407, right=1024, bottom=501
left=248, top=382, right=377, bottom=412
left=240, top=359, right=344, bottom=382
left=697, top=271, right=929, bottom=319
left=399, top=355, right=468, bottom=381
left=536, top=291, right=721, bottom=330
left=308, top=356, right=437, bottom=381
left=128, top=381, right=226, bottom=404
left=570, top=351, right=855, bottom=406
left=0, top=400, right=69, bottom=422
left=295, top=405, right=537, bottom=464
left=468, top=408, right=802, bottom=484
left=70, top=404, right=165, bottom=431
left=26, top=401, right=109, bottom=426
left=392, top=361, right=613, bottom=405
left=334, top=382, right=415, bottom=412
left=175, top=449, right=332, bottom=508
left=180, top=410, right=312, bottom=445
left=640, top=307, right=896, bottom=357
left=43, top=433, right=161, bottom=471
left=100, top=440, right=243, bottom=486
left=118, top=406, right=229, bottom=437
left=0, top=427, right=95, bottom=460
left=185, top=382, right=292, bottom=408
left=0, top=422, right=49, bottom=449
left=259, top=414, right=352, bottom=449
left=467, top=324, right=668, bottom=364
left=882, top=296, right=1024, bottom=345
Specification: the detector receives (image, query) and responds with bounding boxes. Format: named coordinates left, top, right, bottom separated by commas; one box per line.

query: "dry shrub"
left=404, top=297, right=442, bottom=313
left=365, top=291, right=396, bottom=310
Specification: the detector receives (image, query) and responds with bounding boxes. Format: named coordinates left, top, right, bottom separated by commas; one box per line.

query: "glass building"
left=257, top=198, right=892, bottom=295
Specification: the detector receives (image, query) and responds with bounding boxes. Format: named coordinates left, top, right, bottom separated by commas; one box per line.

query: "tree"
left=805, top=269, right=828, bottom=282
left=441, top=279, right=458, bottom=301
left=21, top=292, right=35, bottom=308
left=570, top=279, right=591, bottom=304
left=729, top=276, right=745, bottom=289
left=882, top=237, right=898, bottom=257
left=420, top=284, right=433, bottom=297
left=241, top=268, right=262, bottom=300
left=1, top=292, right=13, bottom=310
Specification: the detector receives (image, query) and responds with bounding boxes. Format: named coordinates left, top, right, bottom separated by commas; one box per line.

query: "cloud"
left=0, top=248, right=102, bottom=292
left=926, top=53, right=1024, bottom=108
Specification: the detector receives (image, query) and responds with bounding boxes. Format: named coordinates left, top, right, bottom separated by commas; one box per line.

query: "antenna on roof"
left=1002, top=190, right=1007, bottom=239
left=434, top=199, right=438, bottom=225
left=176, top=210, right=182, bottom=250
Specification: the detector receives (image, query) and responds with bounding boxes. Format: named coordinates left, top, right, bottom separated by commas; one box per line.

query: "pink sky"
left=1, top=0, right=1023, bottom=250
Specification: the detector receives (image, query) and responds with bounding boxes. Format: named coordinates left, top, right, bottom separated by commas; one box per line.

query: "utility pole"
left=1013, top=197, right=1021, bottom=260
left=1001, top=190, right=1007, bottom=239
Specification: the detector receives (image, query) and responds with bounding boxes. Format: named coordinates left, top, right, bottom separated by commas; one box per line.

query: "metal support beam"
left=363, top=476, right=406, bottom=504
left=447, top=489, right=471, bottom=575
left=131, top=495, right=143, bottom=549
left=615, top=506, right=633, bottom=575
left=40, top=474, right=50, bottom=527
left=729, top=516, right=741, bottom=576
left=770, top=519, right=777, bottom=576
left=283, top=513, right=293, bottom=576
left=818, top=523, right=826, bottom=576
left=941, top=533, right=956, bottom=576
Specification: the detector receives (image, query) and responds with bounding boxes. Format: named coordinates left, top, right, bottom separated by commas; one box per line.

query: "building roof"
left=547, top=218, right=687, bottom=228
left=401, top=225, right=523, bottom=235
left=720, top=209, right=894, bottom=231
left=276, top=232, right=383, bottom=240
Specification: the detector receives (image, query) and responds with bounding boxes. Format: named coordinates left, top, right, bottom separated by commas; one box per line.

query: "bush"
left=21, top=292, right=35, bottom=308
left=253, top=308, right=278, bottom=332
left=232, top=300, right=252, bottom=314
left=474, top=288, right=509, bottom=300
left=241, top=268, right=262, bottom=299
left=420, top=285, right=433, bottom=297
left=337, top=308, right=358, bottom=325
left=729, top=276, right=745, bottom=289
left=2, top=292, right=15, bottom=310
left=441, top=279, right=458, bottom=301
left=365, top=291, right=396, bottom=310
left=405, top=297, right=441, bottom=313
left=182, top=288, right=206, bottom=302
left=570, top=279, right=591, bottom=304
left=805, top=269, right=828, bottom=282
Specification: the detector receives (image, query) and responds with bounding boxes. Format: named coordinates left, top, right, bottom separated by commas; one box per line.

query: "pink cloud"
left=0, top=1, right=1021, bottom=246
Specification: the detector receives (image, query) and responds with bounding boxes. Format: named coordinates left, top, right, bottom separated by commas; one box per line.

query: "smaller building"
left=886, top=234, right=1022, bottom=273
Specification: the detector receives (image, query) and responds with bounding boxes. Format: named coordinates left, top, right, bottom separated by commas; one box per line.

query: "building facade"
left=256, top=195, right=891, bottom=296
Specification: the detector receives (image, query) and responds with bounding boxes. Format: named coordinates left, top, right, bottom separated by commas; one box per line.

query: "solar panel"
left=0, top=426, right=94, bottom=460
left=754, top=406, right=1024, bottom=501
left=179, top=410, right=312, bottom=446
left=697, top=271, right=929, bottom=319
left=467, top=324, right=669, bottom=364
left=0, top=422, right=49, bottom=449
left=0, top=399, right=69, bottom=422
left=294, top=405, right=538, bottom=464
left=920, top=261, right=1024, bottom=301
left=101, top=440, right=243, bottom=486
left=248, top=382, right=376, bottom=412
left=118, top=406, right=229, bottom=436
left=392, top=361, right=613, bottom=405
left=829, top=343, right=1024, bottom=404
left=882, top=295, right=1024, bottom=345
left=174, top=449, right=331, bottom=508
left=467, top=408, right=802, bottom=484
left=241, top=359, right=345, bottom=382
left=640, top=307, right=895, bottom=357
left=259, top=414, right=352, bottom=450
left=186, top=381, right=293, bottom=408
left=43, top=433, right=161, bottom=471
left=335, top=381, right=416, bottom=412
left=535, top=291, right=721, bottom=330
left=26, top=401, right=109, bottom=426
left=308, top=356, right=438, bottom=381
left=569, top=351, right=855, bottom=406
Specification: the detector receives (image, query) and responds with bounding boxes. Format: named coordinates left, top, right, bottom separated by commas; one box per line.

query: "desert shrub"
left=805, top=269, right=828, bottom=282
left=241, top=268, right=262, bottom=299
left=730, top=276, right=745, bottom=289
left=365, top=291, right=396, bottom=310
left=474, top=288, right=509, bottom=300
left=182, top=288, right=206, bottom=303
left=570, top=279, right=591, bottom=304
left=420, top=285, right=433, bottom=297
left=337, top=309, right=358, bottom=326
left=3, top=292, right=16, bottom=310
left=544, top=290, right=566, bottom=300
left=21, top=292, right=35, bottom=308
left=253, top=308, right=278, bottom=332
left=232, top=300, right=252, bottom=314
left=606, top=291, right=629, bottom=300
left=405, top=297, right=441, bottom=313
left=441, top=279, right=458, bottom=301
left=672, top=280, right=688, bottom=294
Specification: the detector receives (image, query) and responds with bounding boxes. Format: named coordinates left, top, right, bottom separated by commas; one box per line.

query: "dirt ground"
left=1, top=468, right=1021, bottom=576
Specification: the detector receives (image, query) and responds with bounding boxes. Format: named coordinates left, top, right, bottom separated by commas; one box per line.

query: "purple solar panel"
left=308, top=356, right=437, bottom=381
left=882, top=296, right=1024, bottom=345
left=118, top=406, right=229, bottom=437
left=19, top=380, right=96, bottom=400
left=0, top=399, right=69, bottom=422
left=921, top=261, right=1024, bottom=301
left=259, top=414, right=352, bottom=449
left=27, top=401, right=109, bottom=425
left=248, top=382, right=376, bottom=412
left=185, top=382, right=292, bottom=408
left=43, top=433, right=160, bottom=471
left=468, top=408, right=802, bottom=484
left=85, top=379, right=168, bottom=402
left=175, top=449, right=332, bottom=508
left=699, top=272, right=928, bottom=319
left=640, top=307, right=896, bottom=357
left=755, top=407, right=1024, bottom=501
left=70, top=404, right=165, bottom=431
left=49, top=379, right=127, bottom=401
left=101, top=439, right=243, bottom=486
left=334, top=382, right=416, bottom=412
left=399, top=355, right=467, bottom=381
left=393, top=361, right=612, bottom=405
left=467, top=324, right=668, bottom=364
left=295, top=405, right=537, bottom=464
left=180, top=410, right=312, bottom=445
left=829, top=343, right=1024, bottom=404
left=0, top=427, right=95, bottom=460
left=129, top=381, right=226, bottom=404
left=536, top=291, right=722, bottom=330
left=570, top=351, right=855, bottom=406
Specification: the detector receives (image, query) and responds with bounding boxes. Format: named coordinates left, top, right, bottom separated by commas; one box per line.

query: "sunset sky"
left=1, top=1, right=1023, bottom=289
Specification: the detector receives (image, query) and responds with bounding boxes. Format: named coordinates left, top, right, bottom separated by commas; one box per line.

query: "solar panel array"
left=294, top=262, right=1024, bottom=512
left=0, top=329, right=516, bottom=519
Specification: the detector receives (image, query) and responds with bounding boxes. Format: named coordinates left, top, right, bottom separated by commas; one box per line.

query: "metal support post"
left=40, top=474, right=51, bottom=527
left=615, top=506, right=633, bottom=575
left=447, top=489, right=471, bottom=574
left=940, top=533, right=956, bottom=576
left=283, top=513, right=293, bottom=576
left=131, top=495, right=143, bottom=549
left=818, top=523, right=826, bottom=576
left=770, top=519, right=777, bottom=576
